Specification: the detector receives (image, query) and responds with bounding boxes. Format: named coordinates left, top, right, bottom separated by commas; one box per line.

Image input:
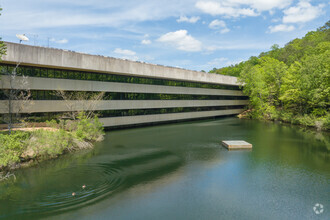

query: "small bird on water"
left=82, top=185, right=86, bottom=189
left=72, top=192, right=76, bottom=196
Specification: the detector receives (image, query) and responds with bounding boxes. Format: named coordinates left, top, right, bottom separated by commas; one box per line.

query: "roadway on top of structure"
left=1, top=42, right=240, bottom=86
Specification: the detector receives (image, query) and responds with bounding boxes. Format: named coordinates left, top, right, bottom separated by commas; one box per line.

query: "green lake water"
left=0, top=117, right=329, bottom=219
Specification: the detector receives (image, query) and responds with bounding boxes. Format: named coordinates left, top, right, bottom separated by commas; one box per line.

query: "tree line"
left=0, top=8, right=6, bottom=57
left=210, top=21, right=329, bottom=130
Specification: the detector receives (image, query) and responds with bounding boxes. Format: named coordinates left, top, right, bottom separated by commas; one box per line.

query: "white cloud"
left=205, top=41, right=271, bottom=51
left=209, top=19, right=230, bottom=33
left=268, top=24, right=295, bottom=33
left=176, top=16, right=200, bottom=23
left=227, top=0, right=293, bottom=11
left=196, top=1, right=259, bottom=17
left=271, top=18, right=281, bottom=23
left=114, top=48, right=136, bottom=56
left=198, top=57, right=244, bottom=71
left=0, top=0, right=198, bottom=30
left=141, top=39, right=151, bottom=45
left=220, top=28, right=230, bottom=34
left=283, top=1, right=325, bottom=23
left=223, top=59, right=244, bottom=66
left=0, top=0, right=298, bottom=34
left=195, top=0, right=296, bottom=18
left=209, top=20, right=225, bottom=29
left=207, top=57, right=228, bottom=66
left=142, top=55, right=155, bottom=61
left=113, top=49, right=154, bottom=62
left=50, top=38, right=68, bottom=44
left=157, top=30, right=202, bottom=52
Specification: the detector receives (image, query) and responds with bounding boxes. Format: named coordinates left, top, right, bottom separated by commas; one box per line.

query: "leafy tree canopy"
left=210, top=21, right=330, bottom=130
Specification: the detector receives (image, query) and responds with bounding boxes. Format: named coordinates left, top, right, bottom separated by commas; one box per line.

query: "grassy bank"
left=0, top=112, right=104, bottom=171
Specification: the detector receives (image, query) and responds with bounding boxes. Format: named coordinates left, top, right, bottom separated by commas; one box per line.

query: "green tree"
left=209, top=21, right=329, bottom=130
left=239, top=57, right=288, bottom=120
left=0, top=7, right=6, bottom=58
left=280, top=42, right=330, bottom=116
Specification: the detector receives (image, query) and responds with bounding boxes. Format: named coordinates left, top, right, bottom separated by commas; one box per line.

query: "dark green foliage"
left=72, top=112, right=104, bottom=142
left=28, top=113, right=104, bottom=161
left=209, top=62, right=244, bottom=77
left=28, top=129, right=72, bottom=159
left=47, top=112, right=104, bottom=142
left=0, top=113, right=104, bottom=169
left=0, top=42, right=5, bottom=59
left=239, top=57, right=288, bottom=120
left=0, top=131, right=30, bottom=167
left=212, top=21, right=330, bottom=130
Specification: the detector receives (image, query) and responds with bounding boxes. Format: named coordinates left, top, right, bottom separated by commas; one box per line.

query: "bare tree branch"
left=55, top=91, right=105, bottom=120
left=1, top=64, right=32, bottom=133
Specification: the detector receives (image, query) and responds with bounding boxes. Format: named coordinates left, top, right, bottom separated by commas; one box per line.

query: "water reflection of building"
left=0, top=42, right=248, bottom=128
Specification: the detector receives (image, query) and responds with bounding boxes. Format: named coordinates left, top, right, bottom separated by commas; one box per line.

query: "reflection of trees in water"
left=100, top=121, right=227, bottom=166
left=177, top=143, right=225, bottom=165
left=303, top=129, right=329, bottom=151
left=3, top=118, right=327, bottom=218
left=296, top=128, right=330, bottom=168
left=250, top=121, right=329, bottom=173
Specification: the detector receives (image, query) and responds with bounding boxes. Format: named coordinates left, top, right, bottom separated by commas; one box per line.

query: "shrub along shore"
left=0, top=112, right=104, bottom=172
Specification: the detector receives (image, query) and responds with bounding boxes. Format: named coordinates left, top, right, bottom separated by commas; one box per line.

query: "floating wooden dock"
left=222, top=140, right=252, bottom=150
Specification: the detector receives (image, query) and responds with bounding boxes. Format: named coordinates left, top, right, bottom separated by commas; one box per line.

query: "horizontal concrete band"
left=2, top=42, right=240, bottom=86
left=0, top=75, right=245, bottom=96
left=0, top=100, right=248, bottom=113
left=99, top=109, right=244, bottom=127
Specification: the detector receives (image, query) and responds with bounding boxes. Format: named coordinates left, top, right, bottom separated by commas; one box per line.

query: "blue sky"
left=0, top=0, right=329, bottom=71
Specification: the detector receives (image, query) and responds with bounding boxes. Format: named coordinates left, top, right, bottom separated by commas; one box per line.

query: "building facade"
left=0, top=42, right=247, bottom=128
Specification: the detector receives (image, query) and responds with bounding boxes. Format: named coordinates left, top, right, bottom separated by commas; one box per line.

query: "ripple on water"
left=8, top=163, right=125, bottom=216
left=3, top=149, right=182, bottom=218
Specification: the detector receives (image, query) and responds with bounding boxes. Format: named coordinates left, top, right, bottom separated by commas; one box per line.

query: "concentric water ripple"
left=0, top=149, right=182, bottom=218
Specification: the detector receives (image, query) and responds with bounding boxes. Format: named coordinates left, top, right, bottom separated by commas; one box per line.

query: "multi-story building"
left=0, top=42, right=247, bottom=128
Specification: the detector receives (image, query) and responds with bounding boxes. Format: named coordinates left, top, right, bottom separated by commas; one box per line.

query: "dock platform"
left=222, top=140, right=252, bottom=150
